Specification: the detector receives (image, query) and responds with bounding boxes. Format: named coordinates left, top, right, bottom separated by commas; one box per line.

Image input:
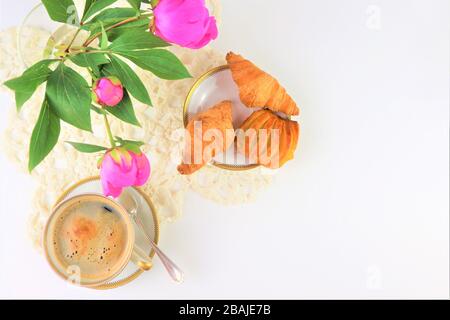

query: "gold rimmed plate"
left=183, top=65, right=260, bottom=171
left=52, top=176, right=159, bottom=290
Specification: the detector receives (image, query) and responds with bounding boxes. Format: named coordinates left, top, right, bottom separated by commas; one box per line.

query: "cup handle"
left=130, top=244, right=153, bottom=271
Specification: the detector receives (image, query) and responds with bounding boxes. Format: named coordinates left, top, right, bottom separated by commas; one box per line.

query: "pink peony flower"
left=93, top=77, right=124, bottom=107
left=153, top=0, right=218, bottom=49
left=100, top=148, right=151, bottom=198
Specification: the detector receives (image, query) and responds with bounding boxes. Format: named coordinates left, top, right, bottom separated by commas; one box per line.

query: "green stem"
left=63, top=49, right=112, bottom=63
left=65, top=28, right=82, bottom=53
left=87, top=68, right=97, bottom=81
left=103, top=113, right=116, bottom=148
left=70, top=49, right=111, bottom=56
left=67, top=12, right=154, bottom=151
left=83, top=13, right=153, bottom=47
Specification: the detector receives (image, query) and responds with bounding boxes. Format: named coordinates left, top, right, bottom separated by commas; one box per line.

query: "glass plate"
left=183, top=65, right=260, bottom=171
left=53, top=176, right=160, bottom=290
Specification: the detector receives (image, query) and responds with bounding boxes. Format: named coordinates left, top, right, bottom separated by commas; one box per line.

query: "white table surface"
left=0, top=0, right=448, bottom=299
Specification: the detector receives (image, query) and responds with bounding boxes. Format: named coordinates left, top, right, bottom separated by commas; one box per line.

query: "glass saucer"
left=53, top=176, right=160, bottom=290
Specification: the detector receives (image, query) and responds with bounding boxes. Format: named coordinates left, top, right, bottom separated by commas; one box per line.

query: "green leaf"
left=115, top=136, right=145, bottom=153
left=82, top=0, right=119, bottom=22
left=116, top=49, right=191, bottom=80
left=115, top=136, right=145, bottom=147
left=105, top=90, right=140, bottom=126
left=42, top=0, right=79, bottom=25
left=83, top=0, right=95, bottom=17
left=100, top=24, right=109, bottom=50
left=4, top=59, right=56, bottom=111
left=28, top=99, right=61, bottom=172
left=82, top=8, right=138, bottom=33
left=109, top=29, right=169, bottom=51
left=104, top=55, right=152, bottom=106
left=91, top=105, right=104, bottom=114
left=70, top=52, right=109, bottom=75
left=66, top=141, right=108, bottom=153
left=46, top=64, right=92, bottom=131
left=122, top=142, right=142, bottom=154
left=109, top=148, right=122, bottom=162
left=127, top=0, right=142, bottom=9
left=115, top=137, right=144, bottom=154
left=107, top=17, right=150, bottom=41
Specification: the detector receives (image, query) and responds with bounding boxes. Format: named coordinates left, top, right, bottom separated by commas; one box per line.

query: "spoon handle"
left=134, top=215, right=184, bottom=283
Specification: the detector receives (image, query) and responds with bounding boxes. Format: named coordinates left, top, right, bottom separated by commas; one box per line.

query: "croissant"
left=237, top=110, right=299, bottom=168
left=226, top=52, right=299, bottom=116
left=178, top=100, right=235, bottom=175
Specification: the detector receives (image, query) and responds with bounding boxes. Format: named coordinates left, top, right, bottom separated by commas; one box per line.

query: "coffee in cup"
left=44, top=194, right=152, bottom=287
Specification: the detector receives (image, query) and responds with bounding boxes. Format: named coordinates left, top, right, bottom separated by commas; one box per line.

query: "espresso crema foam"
left=50, top=198, right=130, bottom=282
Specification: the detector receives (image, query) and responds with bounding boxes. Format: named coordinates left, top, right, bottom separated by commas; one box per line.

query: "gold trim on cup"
left=183, top=65, right=260, bottom=171
left=48, top=176, right=160, bottom=290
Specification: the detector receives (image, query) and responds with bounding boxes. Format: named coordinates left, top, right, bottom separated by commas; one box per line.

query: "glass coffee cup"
left=43, top=193, right=153, bottom=288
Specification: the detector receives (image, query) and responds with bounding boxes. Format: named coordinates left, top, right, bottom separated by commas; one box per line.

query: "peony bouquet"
left=4, top=0, right=218, bottom=197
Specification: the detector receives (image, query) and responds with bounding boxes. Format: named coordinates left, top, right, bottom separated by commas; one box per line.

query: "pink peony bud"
left=93, top=77, right=124, bottom=107
left=153, top=0, right=218, bottom=49
left=100, top=148, right=151, bottom=198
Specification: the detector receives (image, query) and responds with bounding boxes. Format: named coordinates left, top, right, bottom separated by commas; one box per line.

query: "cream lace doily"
left=0, top=1, right=272, bottom=249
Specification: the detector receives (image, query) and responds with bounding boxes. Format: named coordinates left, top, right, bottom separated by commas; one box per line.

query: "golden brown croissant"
left=237, top=109, right=299, bottom=168
left=226, top=52, right=300, bottom=116
left=178, top=100, right=235, bottom=175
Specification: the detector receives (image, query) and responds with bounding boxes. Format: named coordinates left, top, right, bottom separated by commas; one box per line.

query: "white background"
left=0, top=0, right=448, bottom=299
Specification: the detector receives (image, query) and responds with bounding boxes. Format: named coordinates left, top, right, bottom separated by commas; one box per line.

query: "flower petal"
left=101, top=177, right=123, bottom=198
left=188, top=16, right=218, bottom=49
left=132, top=152, right=151, bottom=186
left=94, top=77, right=123, bottom=107
left=153, top=0, right=217, bottom=49
left=100, top=151, right=138, bottom=188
